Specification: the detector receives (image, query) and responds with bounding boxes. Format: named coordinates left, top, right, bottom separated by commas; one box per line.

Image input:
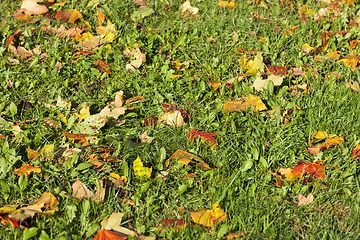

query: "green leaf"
left=22, top=227, right=38, bottom=240
left=131, top=8, right=154, bottom=22
left=76, top=162, right=93, bottom=171
left=73, top=114, right=107, bottom=135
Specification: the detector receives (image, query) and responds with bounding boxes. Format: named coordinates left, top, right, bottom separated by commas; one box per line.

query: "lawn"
left=1, top=0, right=360, bottom=239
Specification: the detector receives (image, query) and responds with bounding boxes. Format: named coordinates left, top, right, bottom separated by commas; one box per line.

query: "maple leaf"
left=166, top=149, right=211, bottom=170
left=279, top=161, right=326, bottom=182
left=94, top=229, right=129, bottom=240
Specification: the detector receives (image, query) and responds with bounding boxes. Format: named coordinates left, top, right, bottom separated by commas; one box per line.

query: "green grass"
left=2, top=0, right=360, bottom=239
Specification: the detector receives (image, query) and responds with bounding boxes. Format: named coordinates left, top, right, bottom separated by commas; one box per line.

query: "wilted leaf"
left=100, top=106, right=126, bottom=120
left=307, top=131, right=343, bottom=154
left=159, top=111, right=185, bottom=127
left=111, top=91, right=124, bottom=108
left=267, top=66, right=287, bottom=75
left=54, top=144, right=81, bottom=160
left=123, top=46, right=146, bottom=69
left=125, top=96, right=145, bottom=105
left=297, top=193, right=314, bottom=206
left=77, top=36, right=107, bottom=50
left=133, top=156, right=152, bottom=178
left=166, top=149, right=211, bottom=170
left=223, top=94, right=267, bottom=113
left=338, top=54, right=359, bottom=71
left=252, top=75, right=283, bottom=91
left=14, top=164, right=41, bottom=177
left=62, top=132, right=97, bottom=146
left=302, top=32, right=330, bottom=55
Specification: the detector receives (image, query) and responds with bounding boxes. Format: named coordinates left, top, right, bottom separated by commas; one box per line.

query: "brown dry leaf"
left=53, top=61, right=63, bottom=70
left=166, top=149, right=211, bottom=170
left=159, top=111, right=185, bottom=127
left=223, top=94, right=267, bottom=113
left=345, top=81, right=360, bottom=92
left=93, top=179, right=106, bottom=203
left=20, top=0, right=49, bottom=15
left=43, top=25, right=83, bottom=38
left=292, top=67, right=306, bottom=77
left=297, top=193, right=314, bottom=206
left=111, top=91, right=124, bottom=108
left=8, top=45, right=34, bottom=59
left=72, top=177, right=94, bottom=199
left=7, top=57, right=20, bottom=65
left=99, top=106, right=126, bottom=120
left=78, top=36, right=107, bottom=50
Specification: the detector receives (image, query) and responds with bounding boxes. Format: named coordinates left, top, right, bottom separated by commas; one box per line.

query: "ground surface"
left=1, top=0, right=360, bottom=239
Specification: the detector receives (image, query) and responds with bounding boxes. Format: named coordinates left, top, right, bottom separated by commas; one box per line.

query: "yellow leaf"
left=189, top=203, right=227, bottom=227
left=223, top=94, right=267, bottom=113
left=79, top=104, right=90, bottom=122
left=133, top=156, right=152, bottom=178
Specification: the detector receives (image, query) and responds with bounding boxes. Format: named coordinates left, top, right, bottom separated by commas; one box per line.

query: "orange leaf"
left=292, top=162, right=325, bottom=181
left=6, top=29, right=22, bottom=48
left=14, top=164, right=41, bottom=177
left=350, top=40, right=360, bottom=50
left=55, top=10, right=82, bottom=24
left=97, top=11, right=105, bottom=25
left=93, top=229, right=128, bottom=240
left=223, top=94, right=267, bottom=113
left=34, top=192, right=59, bottom=209
left=125, top=96, right=145, bottom=105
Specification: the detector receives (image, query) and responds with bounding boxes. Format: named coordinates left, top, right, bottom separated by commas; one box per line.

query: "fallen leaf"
left=54, top=144, right=81, bottom=160
left=111, top=91, right=124, bottom=108
left=297, top=193, right=314, bottom=206
left=181, top=203, right=227, bottom=227
left=180, top=1, right=199, bottom=15
left=73, top=114, right=108, bottom=135
left=351, top=144, right=360, bottom=159
left=133, top=156, right=152, bottom=178
left=345, top=81, right=360, bottom=92
left=14, top=164, right=41, bottom=177
left=188, top=129, right=218, bottom=149
left=55, top=10, right=82, bottom=24
left=223, top=94, right=267, bottom=113
left=72, top=177, right=94, bottom=199
left=94, top=229, right=128, bottom=240
left=9, top=203, right=44, bottom=222
left=252, top=75, right=283, bottom=91
left=20, top=0, right=49, bottom=15
left=280, top=161, right=326, bottom=181
left=307, top=131, right=343, bottom=154
left=218, top=0, right=235, bottom=9
left=62, top=132, right=96, bottom=146
left=101, top=212, right=136, bottom=236
left=125, top=96, right=145, bottom=105
left=159, top=111, right=185, bottom=127
left=139, top=131, right=155, bottom=143
left=166, top=149, right=211, bottom=170
left=99, top=106, right=126, bottom=120
left=34, top=192, right=59, bottom=210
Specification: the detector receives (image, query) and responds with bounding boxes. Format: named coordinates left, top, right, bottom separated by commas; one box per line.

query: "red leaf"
left=162, top=104, right=190, bottom=118
left=188, top=129, right=218, bottom=149
left=144, top=117, right=158, bottom=127
left=93, top=229, right=128, bottom=240
left=351, top=144, right=360, bottom=159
